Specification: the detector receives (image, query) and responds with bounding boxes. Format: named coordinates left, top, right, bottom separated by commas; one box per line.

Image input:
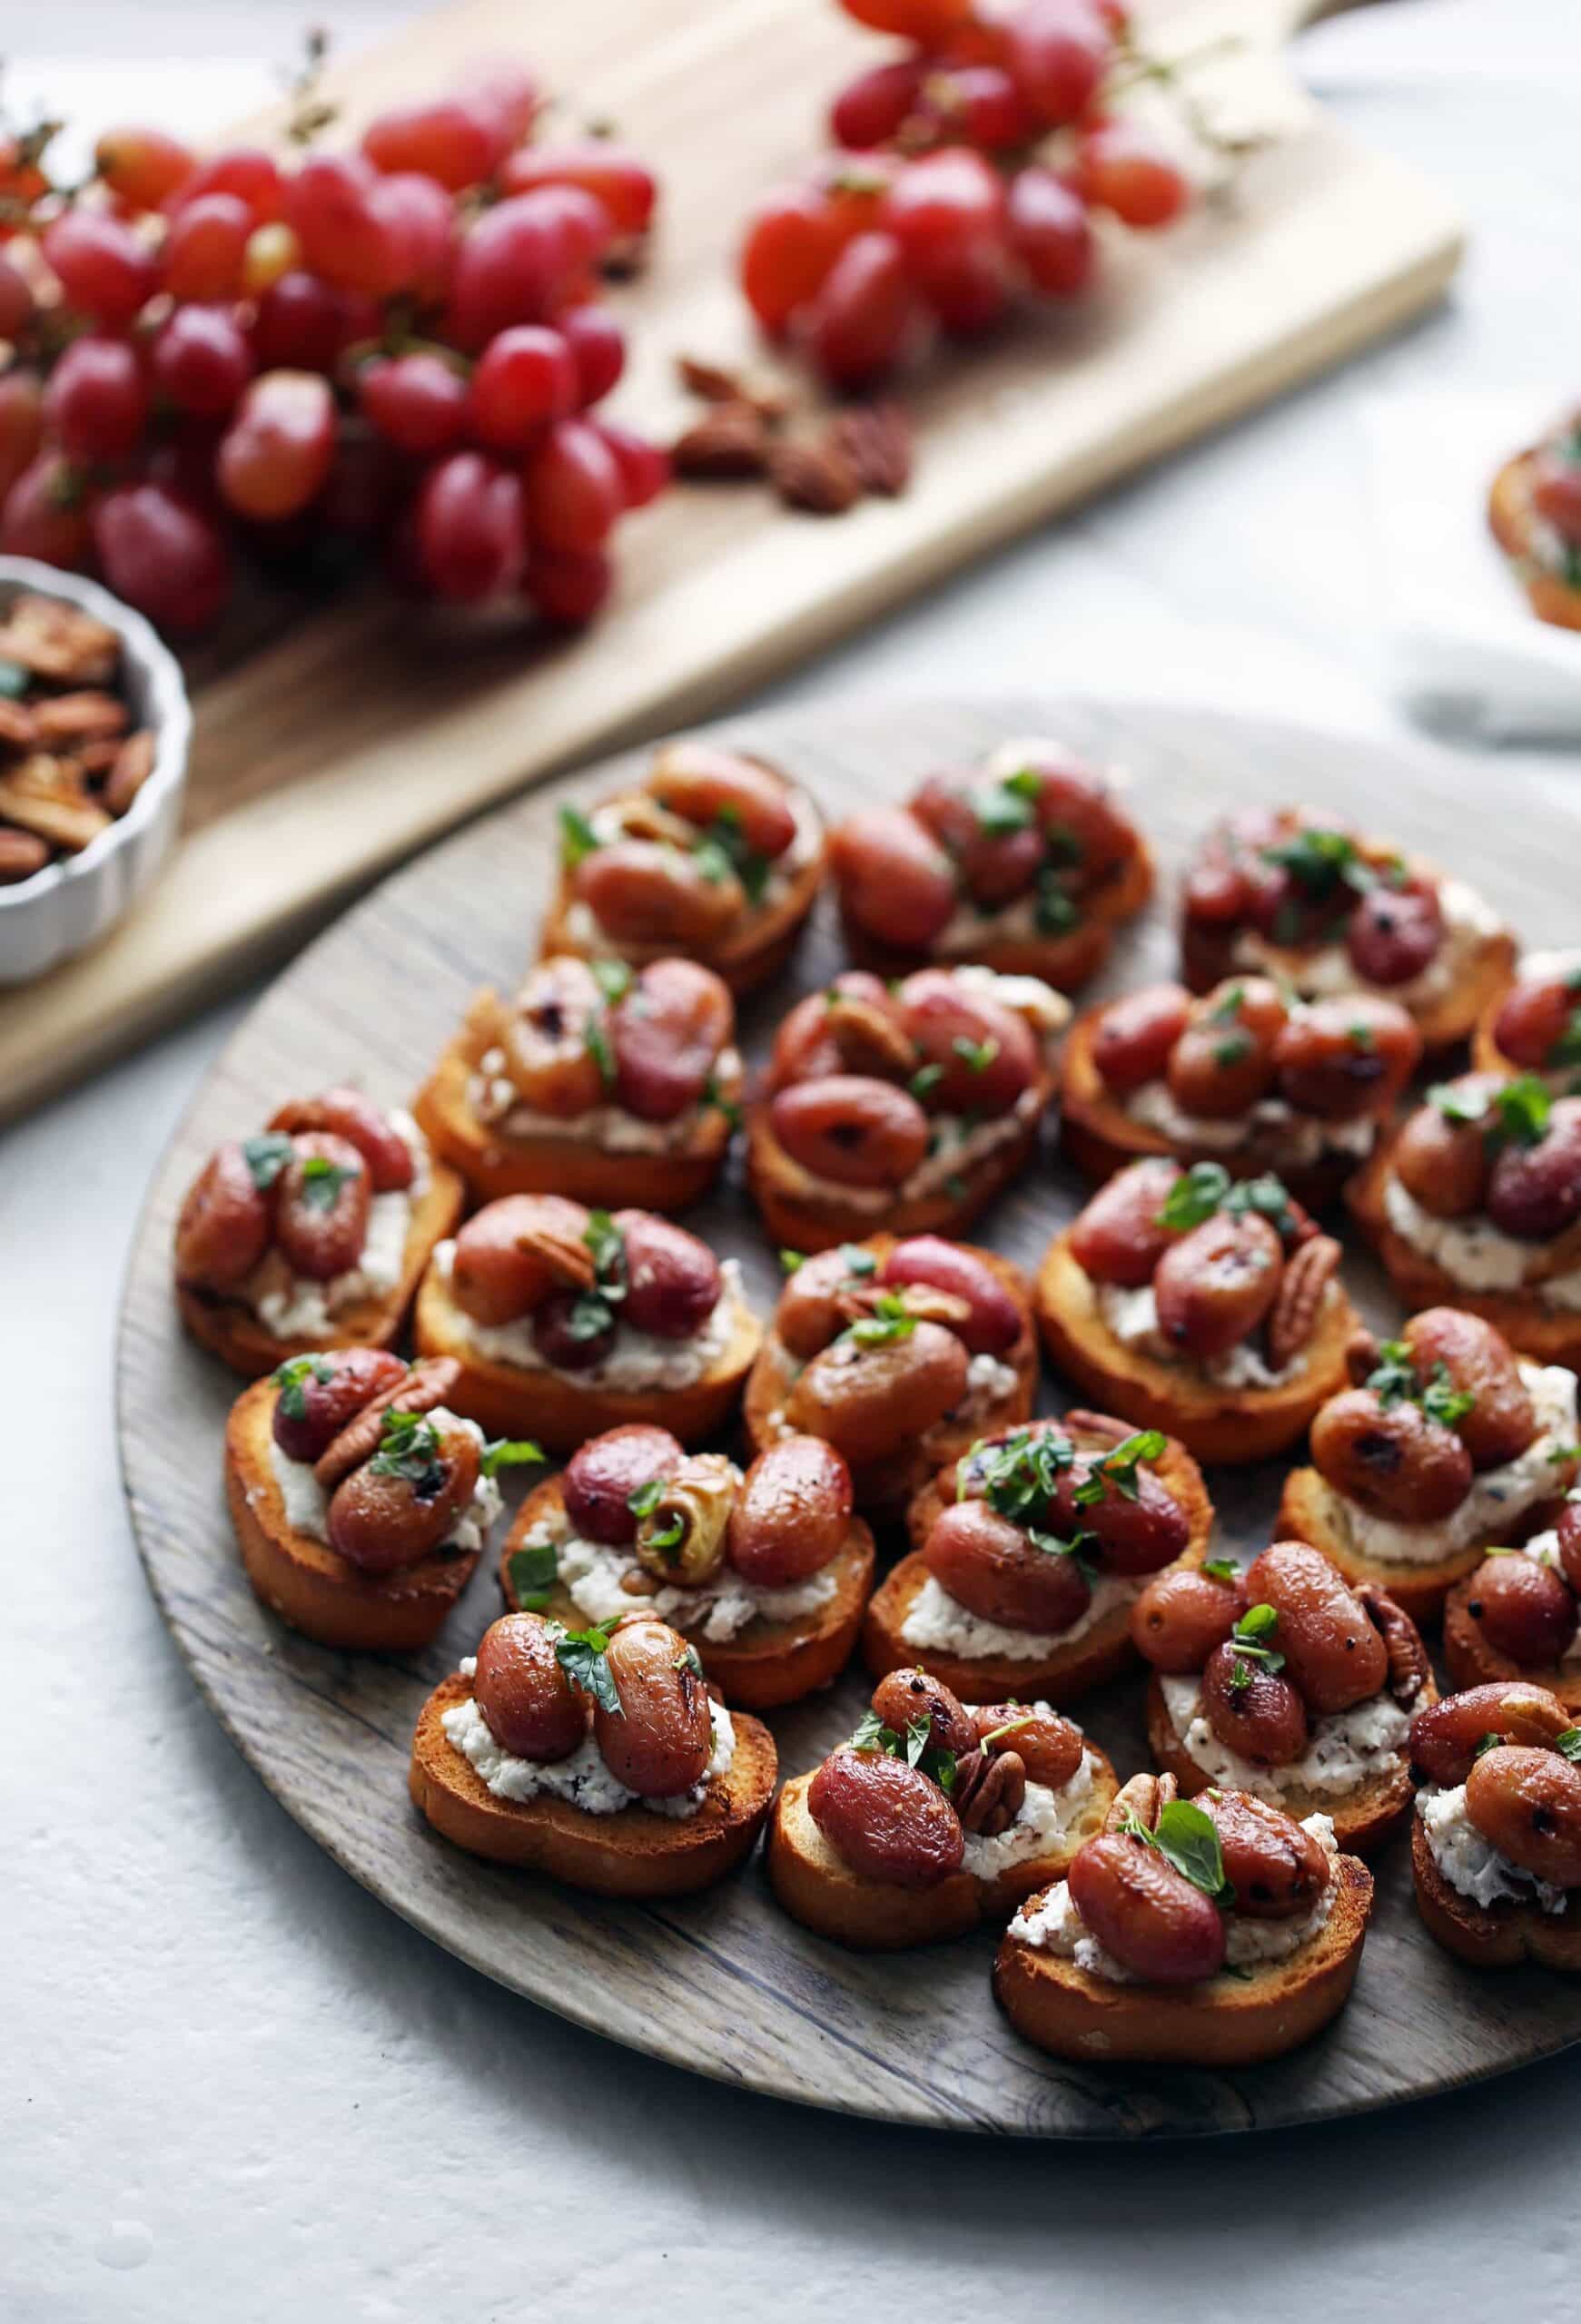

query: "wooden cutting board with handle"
left=0, top=0, right=1461, bottom=1122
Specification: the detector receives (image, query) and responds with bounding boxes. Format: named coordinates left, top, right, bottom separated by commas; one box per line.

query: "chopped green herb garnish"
left=481, top=1438, right=543, bottom=1480
left=298, top=1154, right=359, bottom=1211
left=507, top=1537, right=558, bottom=1610
left=1118, top=1799, right=1234, bottom=1905
left=1201, top=1557, right=1240, bottom=1582
left=368, top=1410, right=447, bottom=1495
left=555, top=1623, right=622, bottom=1715
left=910, top=1062, right=945, bottom=1101
left=591, top=958, right=633, bottom=1004
left=839, top=1243, right=878, bottom=1277
left=242, top=1133, right=294, bottom=1190
left=952, top=1035, right=999, bottom=1076
left=778, top=1248, right=805, bottom=1275
left=272, top=1354, right=334, bottom=1420
left=627, top=1478, right=666, bottom=1520
left=558, top=804, right=600, bottom=867
left=1227, top=1601, right=1284, bottom=1691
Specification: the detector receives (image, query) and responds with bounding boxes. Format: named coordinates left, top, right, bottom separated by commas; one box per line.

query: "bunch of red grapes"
left=741, top=0, right=1197, bottom=388
left=0, top=60, right=667, bottom=634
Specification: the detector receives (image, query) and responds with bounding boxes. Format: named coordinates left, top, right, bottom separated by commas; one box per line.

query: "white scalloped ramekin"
left=0, top=556, right=192, bottom=985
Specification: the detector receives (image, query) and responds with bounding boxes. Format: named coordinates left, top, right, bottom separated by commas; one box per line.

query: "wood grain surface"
left=116, top=694, right=1581, bottom=2139
left=0, top=0, right=1463, bottom=1124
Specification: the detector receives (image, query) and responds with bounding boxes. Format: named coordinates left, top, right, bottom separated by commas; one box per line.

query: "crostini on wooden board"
left=173, top=1088, right=464, bottom=1376
left=1473, top=950, right=1581, bottom=1088
left=1408, top=1684, right=1581, bottom=1968
left=743, top=1232, right=1036, bottom=1516
left=993, top=1771, right=1374, bottom=2067
left=414, top=1194, right=762, bottom=1452
left=746, top=962, right=1067, bottom=1251
left=414, top=953, right=742, bottom=1211
left=1488, top=408, right=1581, bottom=635
left=498, top=1429, right=874, bottom=1709
left=828, top=740, right=1152, bottom=991
left=768, top=1669, right=1117, bottom=1949
left=1277, top=1308, right=1579, bottom=1622
left=1059, top=975, right=1421, bottom=1208
left=1443, top=1499, right=1581, bottom=1715
left=410, top=1609, right=777, bottom=1899
left=1034, top=1158, right=1354, bottom=1464
left=540, top=740, right=825, bottom=996
left=1178, top=807, right=1512, bottom=1049
left=866, top=1411, right=1213, bottom=1704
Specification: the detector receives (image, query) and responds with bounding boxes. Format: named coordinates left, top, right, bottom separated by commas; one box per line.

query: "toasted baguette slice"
left=413, top=998, right=732, bottom=1212
left=1348, top=1145, right=1581, bottom=1371
left=1144, top=1671, right=1432, bottom=1856
left=1441, top=1569, right=1581, bottom=1713
left=1276, top=1461, right=1576, bottom=1626
left=1058, top=1007, right=1369, bottom=1210
left=499, top=1473, right=874, bottom=1710
left=742, top=1240, right=1038, bottom=1517
left=993, top=1850, right=1373, bottom=2067
left=766, top=1748, right=1118, bottom=1950
left=1410, top=1812, right=1581, bottom=1967
left=1035, top=1232, right=1356, bottom=1466
left=223, top=1374, right=479, bottom=1652
left=410, top=1670, right=776, bottom=1896
left=1488, top=449, right=1581, bottom=633
left=178, top=1160, right=465, bottom=1380
left=838, top=843, right=1154, bottom=994
left=413, top=1261, right=762, bottom=1452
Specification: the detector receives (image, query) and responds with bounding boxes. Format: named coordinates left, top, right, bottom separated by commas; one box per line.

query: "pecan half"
left=312, top=1356, right=463, bottom=1491
left=1358, top=1582, right=1432, bottom=1705
left=672, top=399, right=769, bottom=478
left=770, top=434, right=861, bottom=516
left=953, top=1746, right=1026, bottom=1836
left=675, top=356, right=790, bottom=424
left=0, top=699, right=36, bottom=750
left=515, top=1217, right=598, bottom=1294
left=825, top=992, right=918, bottom=1078
left=33, top=690, right=129, bottom=744
left=835, top=1281, right=972, bottom=1333
left=0, top=757, right=113, bottom=852
left=104, top=729, right=156, bottom=814
left=1266, top=1233, right=1342, bottom=1370
left=832, top=400, right=913, bottom=497
left=1103, top=1769, right=1178, bottom=1835
left=0, top=595, right=119, bottom=684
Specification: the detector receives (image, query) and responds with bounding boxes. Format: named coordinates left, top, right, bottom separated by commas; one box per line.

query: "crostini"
left=746, top=964, right=1067, bottom=1252
left=410, top=1608, right=776, bottom=1898
left=1136, top=1539, right=1435, bottom=1855
left=413, top=953, right=742, bottom=1210
left=1277, top=1309, right=1579, bottom=1623
left=1179, top=806, right=1511, bottom=1049
left=1408, top=1683, right=1581, bottom=1967
left=1060, top=975, right=1421, bottom=1208
left=1443, top=1501, right=1581, bottom=1714
left=828, top=739, right=1152, bottom=991
left=499, top=1430, right=874, bottom=1709
left=1349, top=1071, right=1581, bottom=1370
left=993, top=1770, right=1373, bottom=2067
left=1474, top=950, right=1581, bottom=1090
left=768, top=1669, right=1118, bottom=1948
left=865, top=1412, right=1213, bottom=1704
left=1487, top=408, right=1581, bottom=634
left=540, top=738, right=825, bottom=996
left=742, top=1232, right=1036, bottom=1516
left=173, top=1088, right=464, bottom=1377
left=414, top=1195, right=761, bottom=1452
left=226, top=1351, right=537, bottom=1651
left=1035, top=1158, right=1355, bottom=1464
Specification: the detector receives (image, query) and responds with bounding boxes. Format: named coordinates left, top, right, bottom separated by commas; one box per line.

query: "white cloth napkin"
left=1362, top=387, right=1581, bottom=743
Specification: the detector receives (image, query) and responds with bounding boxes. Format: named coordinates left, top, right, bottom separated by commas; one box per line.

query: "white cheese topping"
left=250, top=1109, right=430, bottom=1338
left=1124, top=1079, right=1378, bottom=1169
left=1093, top=1276, right=1332, bottom=1391
left=441, top=1687, right=735, bottom=1820
left=1418, top=1783, right=1570, bottom=1914
left=899, top=1568, right=1141, bottom=1660
left=1159, top=1673, right=1410, bottom=1800
left=262, top=1411, right=502, bottom=1553
left=1230, top=877, right=1502, bottom=1009
left=546, top=1521, right=839, bottom=1644
left=1320, top=1363, right=1576, bottom=1566
left=432, top=1245, right=746, bottom=1390
left=1382, top=1175, right=1581, bottom=1308
left=469, top=1045, right=741, bottom=1153
left=960, top=1742, right=1101, bottom=1879
left=1008, top=1814, right=1339, bottom=1979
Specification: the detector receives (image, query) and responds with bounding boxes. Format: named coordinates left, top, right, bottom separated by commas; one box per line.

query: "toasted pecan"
left=313, top=1356, right=463, bottom=1491
left=1267, top=1234, right=1342, bottom=1370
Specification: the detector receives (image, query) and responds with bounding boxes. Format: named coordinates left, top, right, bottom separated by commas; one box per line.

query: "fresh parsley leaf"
left=1557, top=1728, right=1581, bottom=1762
left=555, top=1624, right=622, bottom=1715
left=566, top=1292, right=617, bottom=1342
left=583, top=1208, right=627, bottom=1293
left=973, top=776, right=1037, bottom=836
left=1222, top=1173, right=1297, bottom=1241
left=591, top=958, right=633, bottom=1004
left=846, top=1293, right=917, bottom=1348
left=1472, top=1730, right=1505, bottom=1761
left=1210, top=985, right=1245, bottom=1024
left=839, top=1243, right=877, bottom=1277
left=952, top=1034, right=999, bottom=1075
left=1228, top=1601, right=1285, bottom=1689
left=904, top=1714, right=933, bottom=1768
left=931, top=1749, right=958, bottom=1793
left=585, top=1014, right=617, bottom=1090
left=272, top=1354, right=333, bottom=1420
left=369, top=1410, right=447, bottom=1493
left=1366, top=1338, right=1421, bottom=1408
left=645, top=1511, right=686, bottom=1560
left=1428, top=1080, right=1487, bottom=1127
left=1213, top=1030, right=1251, bottom=1068
left=627, top=1479, right=665, bottom=1519
left=1492, top=1074, right=1553, bottom=1147
left=1260, top=827, right=1359, bottom=900
left=1151, top=1799, right=1234, bottom=1903
left=242, top=1133, right=293, bottom=1190
left=1102, top=1430, right=1167, bottom=1483
left=850, top=1709, right=896, bottom=1755
left=910, top=1062, right=944, bottom=1100
left=298, top=1154, right=358, bottom=1211
left=691, top=835, right=735, bottom=887
left=1421, top=1364, right=1476, bottom=1429
left=558, top=804, right=599, bottom=867
left=1034, top=874, right=1078, bottom=935
left=703, top=1069, right=742, bottom=1128
left=1157, top=1161, right=1232, bottom=1233
left=507, top=1538, right=558, bottom=1609
left=703, top=807, right=770, bottom=904
left=1201, top=1557, right=1240, bottom=1582
left=481, top=1437, right=543, bottom=1479
left=778, top=1248, right=805, bottom=1274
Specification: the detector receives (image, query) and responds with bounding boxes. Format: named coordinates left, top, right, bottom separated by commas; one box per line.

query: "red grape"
left=741, top=185, right=844, bottom=332
left=924, top=65, right=1035, bottom=150
left=808, top=230, right=917, bottom=386
left=1074, top=121, right=1189, bottom=226
left=251, top=271, right=357, bottom=373
left=469, top=324, right=578, bottom=448
left=152, top=305, right=255, bottom=418
left=167, top=148, right=283, bottom=222
left=41, top=210, right=156, bottom=330
left=525, top=543, right=613, bottom=625
left=884, top=145, right=1005, bottom=268
left=360, top=351, right=469, bottom=455
left=831, top=59, right=925, bottom=149
left=917, top=239, right=1014, bottom=332
left=162, top=191, right=252, bottom=300
left=285, top=153, right=399, bottom=297
left=1007, top=163, right=1095, bottom=295
left=1006, top=0, right=1112, bottom=126
left=596, top=421, right=669, bottom=509
left=521, top=416, right=624, bottom=552
left=499, top=143, right=657, bottom=238
left=94, top=483, right=231, bottom=630
left=0, top=369, right=44, bottom=501
left=95, top=124, right=195, bottom=212
left=453, top=60, right=540, bottom=154
left=448, top=192, right=579, bottom=348
left=416, top=449, right=526, bottom=600
left=560, top=304, right=625, bottom=407
left=241, top=222, right=302, bottom=296
left=0, top=255, right=35, bottom=340
left=44, top=335, right=148, bottom=461
left=362, top=99, right=498, bottom=192
left=1, top=450, right=94, bottom=566
left=369, top=169, right=455, bottom=298
left=837, top=0, right=974, bottom=46
left=216, top=369, right=336, bottom=521
left=316, top=428, right=406, bottom=537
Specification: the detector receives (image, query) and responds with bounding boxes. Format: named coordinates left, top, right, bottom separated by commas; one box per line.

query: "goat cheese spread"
left=1159, top=1673, right=1409, bottom=1800
left=1230, top=879, right=1502, bottom=1009
left=900, top=1568, right=1140, bottom=1659
left=251, top=1109, right=430, bottom=1338
left=469, top=1045, right=742, bottom=1152
left=1418, top=1784, right=1570, bottom=1915
left=960, top=1738, right=1101, bottom=1879
left=1320, top=1364, right=1577, bottom=1566
left=444, top=1658, right=736, bottom=1819
left=538, top=1520, right=840, bottom=1644
left=264, top=1411, right=501, bottom=1552
left=1381, top=1174, right=1581, bottom=1308
left=1124, top=1081, right=1377, bottom=1170
left=1092, top=1277, right=1332, bottom=1391
left=1008, top=1814, right=1339, bottom=1979
left=433, top=1244, right=746, bottom=1390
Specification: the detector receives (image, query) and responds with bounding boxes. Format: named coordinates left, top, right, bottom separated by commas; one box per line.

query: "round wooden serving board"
left=118, top=696, right=1581, bottom=2139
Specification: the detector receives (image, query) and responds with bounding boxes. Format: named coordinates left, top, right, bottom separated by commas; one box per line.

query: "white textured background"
left=6, top=5, right=1581, bottom=2319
